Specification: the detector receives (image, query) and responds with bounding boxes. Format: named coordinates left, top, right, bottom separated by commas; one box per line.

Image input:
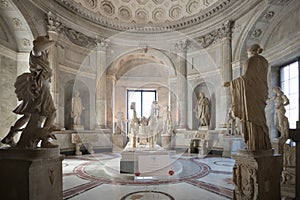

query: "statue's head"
left=247, top=44, right=263, bottom=57
left=198, top=92, right=204, bottom=98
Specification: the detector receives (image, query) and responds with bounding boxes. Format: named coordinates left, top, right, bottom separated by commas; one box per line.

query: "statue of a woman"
left=224, top=44, right=272, bottom=151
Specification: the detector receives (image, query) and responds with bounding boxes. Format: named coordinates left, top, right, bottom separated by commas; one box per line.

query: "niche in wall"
left=64, top=80, right=90, bottom=130
left=193, top=83, right=216, bottom=130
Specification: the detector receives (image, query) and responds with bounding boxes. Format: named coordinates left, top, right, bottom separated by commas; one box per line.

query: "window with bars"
left=280, top=60, right=299, bottom=128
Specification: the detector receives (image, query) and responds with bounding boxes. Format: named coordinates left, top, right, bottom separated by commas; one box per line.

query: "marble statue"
left=194, top=92, right=210, bottom=128
left=71, top=90, right=84, bottom=125
left=269, top=86, right=290, bottom=154
left=125, top=101, right=163, bottom=149
left=162, top=106, right=174, bottom=135
left=224, top=44, right=271, bottom=151
left=115, top=108, right=125, bottom=134
left=271, top=87, right=289, bottom=137
left=1, top=35, right=59, bottom=148
left=226, top=107, right=241, bottom=136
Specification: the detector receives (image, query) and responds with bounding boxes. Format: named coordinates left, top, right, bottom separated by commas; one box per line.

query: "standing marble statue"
left=71, top=90, right=84, bottom=125
left=269, top=86, right=290, bottom=154
left=194, top=92, right=210, bottom=128
left=224, top=44, right=271, bottom=151
left=1, top=35, right=58, bottom=148
left=271, top=87, right=289, bottom=137
left=115, top=108, right=125, bottom=134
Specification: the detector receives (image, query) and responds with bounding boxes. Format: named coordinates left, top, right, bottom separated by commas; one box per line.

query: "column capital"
left=95, top=37, right=110, bottom=51
left=175, top=39, right=191, bottom=53
left=47, top=12, right=62, bottom=33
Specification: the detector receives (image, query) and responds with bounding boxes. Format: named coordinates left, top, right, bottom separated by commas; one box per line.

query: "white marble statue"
left=71, top=90, right=84, bottom=125
left=115, top=108, right=125, bottom=134
left=271, top=87, right=289, bottom=137
left=1, top=35, right=59, bottom=148
left=224, top=44, right=271, bottom=151
left=162, top=106, right=174, bottom=135
left=269, top=86, right=290, bottom=153
left=226, top=107, right=241, bottom=136
left=194, top=92, right=210, bottom=128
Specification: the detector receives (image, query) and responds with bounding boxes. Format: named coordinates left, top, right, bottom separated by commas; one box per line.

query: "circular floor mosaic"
left=121, top=191, right=175, bottom=200
left=74, top=158, right=210, bottom=185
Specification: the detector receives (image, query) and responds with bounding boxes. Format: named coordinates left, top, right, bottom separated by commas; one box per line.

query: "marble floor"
left=62, top=152, right=235, bottom=200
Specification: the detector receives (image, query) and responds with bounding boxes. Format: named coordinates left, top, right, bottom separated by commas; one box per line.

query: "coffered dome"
left=72, top=0, right=219, bottom=24
left=53, top=0, right=236, bottom=32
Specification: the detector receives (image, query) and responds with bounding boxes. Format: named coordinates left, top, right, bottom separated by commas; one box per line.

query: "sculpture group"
left=1, top=35, right=59, bottom=148
left=125, top=101, right=173, bottom=150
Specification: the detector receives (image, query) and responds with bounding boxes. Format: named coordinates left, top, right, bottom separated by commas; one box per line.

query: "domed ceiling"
left=72, top=0, right=219, bottom=24
left=54, top=0, right=234, bottom=32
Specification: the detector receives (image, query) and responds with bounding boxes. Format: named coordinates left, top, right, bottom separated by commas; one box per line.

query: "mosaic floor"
left=62, top=152, right=235, bottom=200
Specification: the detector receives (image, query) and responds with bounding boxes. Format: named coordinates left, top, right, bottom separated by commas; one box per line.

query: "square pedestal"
left=120, top=149, right=172, bottom=176
left=222, top=136, right=245, bottom=157
left=232, top=149, right=282, bottom=200
left=0, top=148, right=63, bottom=200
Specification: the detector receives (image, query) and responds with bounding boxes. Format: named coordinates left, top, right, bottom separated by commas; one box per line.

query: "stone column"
left=47, top=12, right=62, bottom=127
left=106, top=74, right=116, bottom=129
left=95, top=39, right=109, bottom=129
left=219, top=21, right=234, bottom=128
left=175, top=39, right=190, bottom=129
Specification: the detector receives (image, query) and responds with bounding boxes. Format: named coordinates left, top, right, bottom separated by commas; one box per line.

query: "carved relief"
left=169, top=5, right=182, bottom=19
left=187, top=0, right=199, bottom=14
left=119, top=6, right=131, bottom=20
left=136, top=9, right=148, bottom=22
left=0, top=0, right=8, bottom=8
left=101, top=1, right=114, bottom=16
left=153, top=8, right=165, bottom=22
left=11, top=18, right=22, bottom=29
left=233, top=163, right=258, bottom=200
left=47, top=12, right=62, bottom=32
left=84, top=0, right=97, bottom=8
left=196, top=21, right=234, bottom=48
left=203, top=0, right=215, bottom=7
left=22, top=38, right=31, bottom=47
left=152, top=0, right=164, bottom=5
left=63, top=27, right=97, bottom=48
left=136, top=0, right=149, bottom=5
left=252, top=29, right=262, bottom=38
left=264, top=11, right=275, bottom=20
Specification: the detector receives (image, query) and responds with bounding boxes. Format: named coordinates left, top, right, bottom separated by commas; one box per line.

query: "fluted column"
left=175, top=39, right=190, bottom=129
left=47, top=12, right=62, bottom=126
left=95, top=39, right=109, bottom=129
left=106, top=74, right=116, bottom=129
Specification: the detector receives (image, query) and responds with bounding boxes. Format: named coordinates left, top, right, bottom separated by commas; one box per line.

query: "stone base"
left=112, top=134, right=126, bottom=152
left=120, top=147, right=173, bottom=176
left=232, top=149, right=282, bottom=200
left=0, top=148, right=63, bottom=200
left=161, top=135, right=172, bottom=150
left=71, top=124, right=84, bottom=131
left=222, top=136, right=245, bottom=157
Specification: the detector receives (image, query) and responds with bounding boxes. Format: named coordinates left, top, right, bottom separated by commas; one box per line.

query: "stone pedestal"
left=112, top=134, right=126, bottom=152
left=161, top=135, right=172, bottom=150
left=0, top=148, right=63, bottom=200
left=222, top=136, right=245, bottom=157
left=120, top=145, right=169, bottom=175
left=232, top=149, right=282, bottom=200
left=71, top=124, right=84, bottom=131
